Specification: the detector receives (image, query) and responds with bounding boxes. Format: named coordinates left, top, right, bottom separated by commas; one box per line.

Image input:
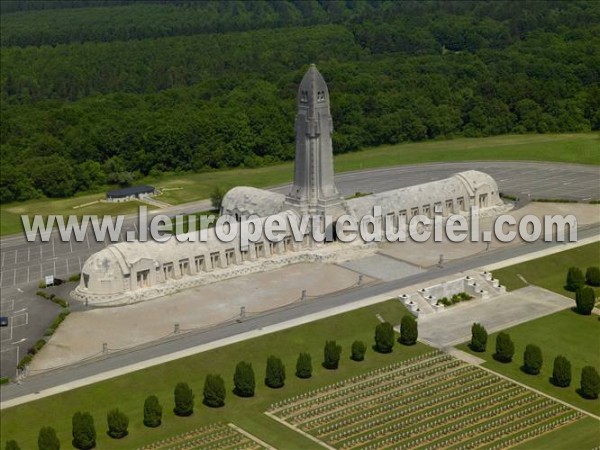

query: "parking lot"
left=0, top=284, right=61, bottom=379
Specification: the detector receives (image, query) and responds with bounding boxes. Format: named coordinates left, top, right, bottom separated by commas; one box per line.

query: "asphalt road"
left=0, top=161, right=598, bottom=392
left=1, top=161, right=599, bottom=289
left=1, top=224, right=598, bottom=404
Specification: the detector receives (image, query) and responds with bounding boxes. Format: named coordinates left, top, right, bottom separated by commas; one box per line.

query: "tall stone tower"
left=285, top=64, right=346, bottom=217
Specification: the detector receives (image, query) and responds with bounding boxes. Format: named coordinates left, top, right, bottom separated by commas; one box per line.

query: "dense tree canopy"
left=173, top=382, right=194, bottom=416
left=470, top=323, right=488, bottom=352
left=143, top=395, right=162, bottom=428
left=71, top=412, right=96, bottom=450
left=400, top=315, right=418, bottom=345
left=233, top=361, right=256, bottom=397
left=265, top=355, right=286, bottom=388
left=296, top=352, right=313, bottom=378
left=37, top=427, right=59, bottom=450
left=552, top=355, right=572, bottom=388
left=374, top=322, right=394, bottom=353
left=203, top=374, right=226, bottom=408
left=1, top=1, right=598, bottom=202
left=494, top=332, right=515, bottom=363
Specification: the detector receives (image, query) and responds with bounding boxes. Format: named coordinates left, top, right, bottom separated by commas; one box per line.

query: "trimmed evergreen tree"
left=494, top=332, right=514, bottom=363
left=295, top=352, right=312, bottom=378
left=552, top=355, right=571, bottom=387
left=173, top=382, right=194, bottom=416
left=585, top=266, right=600, bottom=286
left=143, top=395, right=162, bottom=428
left=374, top=322, right=394, bottom=353
left=71, top=412, right=96, bottom=450
left=265, top=356, right=285, bottom=388
left=580, top=366, right=600, bottom=399
left=575, top=286, right=595, bottom=315
left=400, top=315, right=418, bottom=345
left=351, top=340, right=367, bottom=361
left=523, top=344, right=543, bottom=375
left=106, top=409, right=129, bottom=439
left=233, top=361, right=256, bottom=397
left=5, top=441, right=20, bottom=450
left=203, top=374, right=226, bottom=407
left=323, top=340, right=342, bottom=370
left=37, top=427, right=60, bottom=450
left=470, top=323, right=488, bottom=352
left=565, top=267, right=585, bottom=291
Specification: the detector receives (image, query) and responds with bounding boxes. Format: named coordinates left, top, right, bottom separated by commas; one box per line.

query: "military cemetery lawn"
left=458, top=309, right=600, bottom=416
left=2, top=133, right=598, bottom=236
left=0, top=299, right=430, bottom=449
left=137, top=422, right=270, bottom=450
left=493, top=241, right=600, bottom=299
left=268, top=351, right=589, bottom=449
left=512, top=416, right=600, bottom=450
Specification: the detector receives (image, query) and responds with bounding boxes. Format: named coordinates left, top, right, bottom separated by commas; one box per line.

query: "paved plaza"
left=28, top=262, right=371, bottom=372
left=418, top=285, right=573, bottom=347
left=380, top=202, right=599, bottom=268
left=340, top=254, right=424, bottom=281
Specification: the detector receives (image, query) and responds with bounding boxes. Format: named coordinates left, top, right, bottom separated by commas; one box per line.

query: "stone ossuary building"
left=74, top=65, right=503, bottom=306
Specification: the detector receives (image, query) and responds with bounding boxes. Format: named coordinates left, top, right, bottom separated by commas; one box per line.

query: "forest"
left=1, top=0, right=599, bottom=203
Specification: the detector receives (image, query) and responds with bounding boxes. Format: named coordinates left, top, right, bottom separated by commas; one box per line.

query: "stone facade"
left=74, top=65, right=504, bottom=306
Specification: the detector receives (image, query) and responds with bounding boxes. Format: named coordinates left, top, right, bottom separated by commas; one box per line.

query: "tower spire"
left=285, top=65, right=344, bottom=216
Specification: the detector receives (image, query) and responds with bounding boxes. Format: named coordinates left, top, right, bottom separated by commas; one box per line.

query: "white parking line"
left=0, top=299, right=15, bottom=313
left=0, top=318, right=13, bottom=342
left=13, top=269, right=16, bottom=286
left=13, top=312, right=28, bottom=328
left=28, top=247, right=30, bottom=262
left=14, top=250, right=17, bottom=265
left=27, top=266, right=30, bottom=283
left=1, top=251, right=5, bottom=268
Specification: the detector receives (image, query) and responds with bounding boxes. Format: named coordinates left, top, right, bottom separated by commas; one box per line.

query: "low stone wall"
left=399, top=270, right=507, bottom=318
left=71, top=242, right=377, bottom=307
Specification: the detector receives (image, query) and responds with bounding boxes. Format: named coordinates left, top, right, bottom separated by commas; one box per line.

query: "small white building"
left=106, top=185, right=157, bottom=202
left=74, top=65, right=503, bottom=306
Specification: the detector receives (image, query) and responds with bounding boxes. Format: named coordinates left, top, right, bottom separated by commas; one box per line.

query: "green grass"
left=2, top=132, right=598, bottom=236
left=458, top=309, right=600, bottom=416
left=0, top=299, right=430, bottom=449
left=512, top=416, right=600, bottom=450
left=493, top=241, right=600, bottom=299
left=1, top=197, right=157, bottom=237
left=144, top=132, right=600, bottom=206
